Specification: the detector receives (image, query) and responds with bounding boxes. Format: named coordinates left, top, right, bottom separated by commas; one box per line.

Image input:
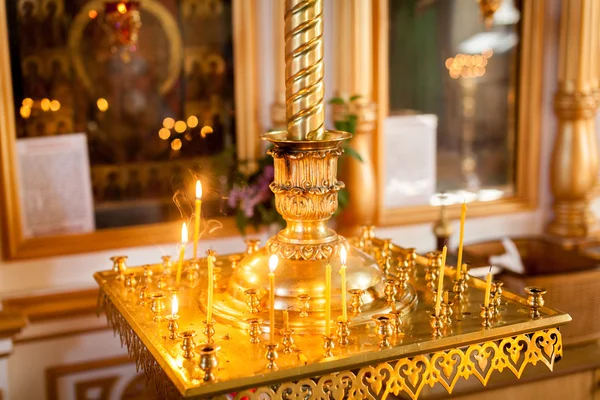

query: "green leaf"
left=343, top=145, right=363, bottom=162
left=349, top=94, right=362, bottom=102
left=328, top=97, right=346, bottom=105
left=347, top=115, right=358, bottom=134
left=235, top=209, right=248, bottom=236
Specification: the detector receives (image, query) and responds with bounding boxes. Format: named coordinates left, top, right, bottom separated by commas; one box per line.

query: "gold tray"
left=95, top=241, right=570, bottom=400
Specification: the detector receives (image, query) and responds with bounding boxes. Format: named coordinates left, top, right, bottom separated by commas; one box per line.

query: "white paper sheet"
left=16, top=134, right=95, bottom=238
left=383, top=114, right=437, bottom=207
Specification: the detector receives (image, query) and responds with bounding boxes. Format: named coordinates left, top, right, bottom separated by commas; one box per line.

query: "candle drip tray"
left=94, top=236, right=570, bottom=400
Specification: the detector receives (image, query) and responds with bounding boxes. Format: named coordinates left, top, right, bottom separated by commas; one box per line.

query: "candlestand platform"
left=95, top=237, right=570, bottom=400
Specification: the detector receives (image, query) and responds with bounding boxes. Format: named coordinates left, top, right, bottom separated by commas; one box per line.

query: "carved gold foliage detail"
left=232, top=328, right=563, bottom=400
left=266, top=236, right=348, bottom=260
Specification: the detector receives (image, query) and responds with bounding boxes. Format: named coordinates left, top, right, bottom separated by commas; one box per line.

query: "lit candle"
left=340, top=246, right=348, bottom=322
left=283, top=309, right=289, bottom=331
left=171, top=293, right=179, bottom=317
left=268, top=255, right=278, bottom=344
left=207, top=249, right=215, bottom=324
left=484, top=267, right=493, bottom=307
left=193, top=180, right=202, bottom=260
left=175, top=222, right=188, bottom=286
left=456, top=201, right=467, bottom=281
left=325, top=261, right=332, bottom=336
left=435, top=246, right=447, bottom=317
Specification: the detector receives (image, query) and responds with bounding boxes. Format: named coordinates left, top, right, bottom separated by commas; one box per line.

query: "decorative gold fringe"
left=98, top=292, right=182, bottom=400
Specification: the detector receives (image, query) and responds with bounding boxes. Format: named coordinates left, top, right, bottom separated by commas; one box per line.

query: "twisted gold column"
left=285, top=0, right=325, bottom=140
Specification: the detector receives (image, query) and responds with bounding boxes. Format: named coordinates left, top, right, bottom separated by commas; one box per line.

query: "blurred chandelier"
left=103, top=1, right=141, bottom=54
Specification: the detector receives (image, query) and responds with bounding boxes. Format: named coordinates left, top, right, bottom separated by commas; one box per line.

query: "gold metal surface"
left=213, top=130, right=407, bottom=331
left=95, top=242, right=570, bottom=399
left=285, top=0, right=325, bottom=140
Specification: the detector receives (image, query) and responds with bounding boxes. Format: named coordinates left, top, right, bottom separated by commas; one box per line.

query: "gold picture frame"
left=0, top=0, right=261, bottom=260
left=372, top=0, right=544, bottom=225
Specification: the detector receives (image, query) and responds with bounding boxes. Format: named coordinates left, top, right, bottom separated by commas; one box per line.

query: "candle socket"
left=229, top=255, right=242, bottom=270
left=349, top=289, right=364, bottom=314
left=453, top=279, right=465, bottom=300
left=430, top=313, right=443, bottom=337
left=480, top=304, right=494, bottom=328
left=405, top=248, right=418, bottom=269
left=156, top=276, right=167, bottom=290
left=212, top=266, right=222, bottom=290
left=161, top=255, right=173, bottom=276
left=138, top=286, right=148, bottom=306
left=297, top=294, right=310, bottom=317
left=199, top=345, right=220, bottom=381
left=166, top=315, right=180, bottom=340
left=441, top=301, right=454, bottom=325
left=142, top=265, right=153, bottom=285
left=245, top=239, right=260, bottom=255
left=395, top=261, right=410, bottom=297
left=265, top=343, right=279, bottom=369
left=150, top=293, right=165, bottom=322
left=380, top=255, right=392, bottom=276
left=492, top=281, right=504, bottom=313
left=281, top=329, right=295, bottom=353
left=336, top=320, right=350, bottom=347
left=110, top=255, right=128, bottom=280
left=247, top=318, right=263, bottom=344
left=124, top=273, right=137, bottom=293
left=179, top=330, right=196, bottom=359
left=244, top=289, right=261, bottom=314
left=359, top=225, right=375, bottom=250
left=426, top=251, right=443, bottom=289
left=525, top=286, right=546, bottom=319
left=373, top=314, right=393, bottom=348
left=203, top=320, right=215, bottom=344
left=185, top=260, right=200, bottom=284
left=384, top=279, right=397, bottom=304
left=389, top=310, right=403, bottom=336
left=322, top=335, right=335, bottom=358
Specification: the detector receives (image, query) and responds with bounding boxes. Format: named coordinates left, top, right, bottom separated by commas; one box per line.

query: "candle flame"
left=196, top=180, right=202, bottom=200
left=340, top=246, right=347, bottom=266
left=181, top=222, right=188, bottom=244
left=268, top=254, right=278, bottom=273
left=172, top=294, right=178, bottom=316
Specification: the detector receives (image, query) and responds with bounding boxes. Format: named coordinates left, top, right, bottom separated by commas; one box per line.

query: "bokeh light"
left=171, top=138, right=182, bottom=151
left=159, top=128, right=171, bottom=140
left=174, top=121, right=187, bottom=133
left=97, top=98, right=109, bottom=112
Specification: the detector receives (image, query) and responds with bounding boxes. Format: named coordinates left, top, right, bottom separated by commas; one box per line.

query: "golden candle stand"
left=94, top=1, right=569, bottom=398
left=95, top=237, right=570, bottom=400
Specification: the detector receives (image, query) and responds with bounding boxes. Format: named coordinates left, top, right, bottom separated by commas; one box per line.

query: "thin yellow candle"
left=207, top=250, right=215, bottom=323
left=171, top=293, right=178, bottom=317
left=484, top=267, right=493, bottom=307
left=325, top=261, right=332, bottom=336
left=268, top=255, right=278, bottom=344
left=340, top=246, right=348, bottom=322
left=193, top=180, right=202, bottom=260
left=175, top=222, right=187, bottom=286
left=283, top=309, right=289, bottom=331
left=435, top=246, right=447, bottom=317
left=456, top=201, right=467, bottom=280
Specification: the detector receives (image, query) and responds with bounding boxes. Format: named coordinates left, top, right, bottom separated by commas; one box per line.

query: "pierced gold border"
left=99, top=290, right=563, bottom=400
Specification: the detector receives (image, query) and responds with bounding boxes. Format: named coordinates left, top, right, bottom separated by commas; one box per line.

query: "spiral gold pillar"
left=211, top=0, right=413, bottom=331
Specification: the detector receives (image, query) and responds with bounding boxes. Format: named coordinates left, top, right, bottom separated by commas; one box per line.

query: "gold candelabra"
left=93, top=1, right=570, bottom=399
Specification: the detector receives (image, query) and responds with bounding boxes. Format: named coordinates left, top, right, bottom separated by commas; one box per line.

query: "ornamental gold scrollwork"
left=266, top=236, right=348, bottom=260
left=268, top=148, right=343, bottom=160
left=233, top=328, right=563, bottom=400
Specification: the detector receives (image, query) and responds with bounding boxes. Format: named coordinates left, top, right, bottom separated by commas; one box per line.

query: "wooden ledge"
left=3, top=288, right=98, bottom=323
left=0, top=311, right=27, bottom=339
